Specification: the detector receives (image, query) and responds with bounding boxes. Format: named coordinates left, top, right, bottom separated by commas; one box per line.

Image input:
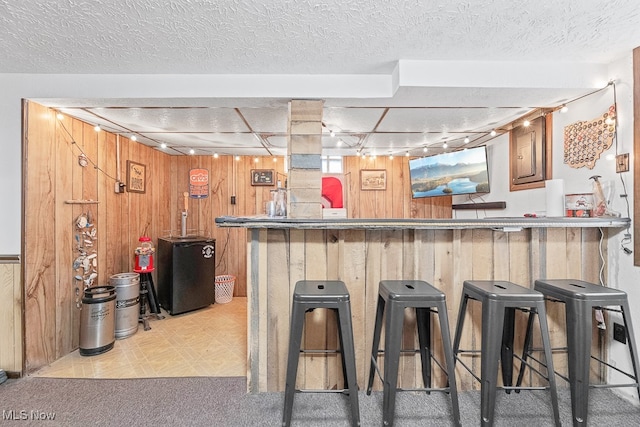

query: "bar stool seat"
left=282, top=280, right=360, bottom=427
left=516, top=279, right=640, bottom=426
left=452, top=280, right=561, bottom=427
left=366, top=280, right=460, bottom=427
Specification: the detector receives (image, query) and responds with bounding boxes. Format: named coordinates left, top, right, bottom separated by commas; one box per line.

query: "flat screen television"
left=409, top=146, right=490, bottom=198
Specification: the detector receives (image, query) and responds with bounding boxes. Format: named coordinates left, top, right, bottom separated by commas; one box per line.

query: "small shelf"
left=64, top=200, right=100, bottom=204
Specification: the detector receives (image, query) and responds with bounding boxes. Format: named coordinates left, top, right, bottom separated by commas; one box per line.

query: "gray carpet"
left=1, top=376, right=639, bottom=426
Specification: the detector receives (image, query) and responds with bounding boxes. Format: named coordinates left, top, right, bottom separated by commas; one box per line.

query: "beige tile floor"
left=32, top=297, right=247, bottom=379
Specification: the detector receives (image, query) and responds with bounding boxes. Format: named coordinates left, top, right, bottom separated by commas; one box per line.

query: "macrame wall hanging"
left=563, top=105, right=615, bottom=169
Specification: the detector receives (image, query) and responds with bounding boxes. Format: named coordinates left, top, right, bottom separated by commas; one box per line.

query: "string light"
left=330, top=130, right=335, bottom=137
left=405, top=151, right=410, bottom=157
left=442, top=142, right=448, bottom=149
left=94, top=125, right=101, bottom=132
left=560, top=105, right=568, bottom=113
left=189, top=149, right=195, bottom=155
left=389, top=154, right=393, bottom=160
left=254, top=157, right=259, bottom=163
left=235, top=155, right=240, bottom=161
left=523, top=120, right=530, bottom=127
left=490, top=130, right=497, bottom=137
left=130, top=135, right=137, bottom=141
left=56, top=113, right=64, bottom=120
left=464, top=137, right=470, bottom=144
left=423, top=147, right=428, bottom=153
left=160, top=143, right=167, bottom=149
left=213, top=153, right=219, bottom=158
left=272, top=157, right=277, bottom=162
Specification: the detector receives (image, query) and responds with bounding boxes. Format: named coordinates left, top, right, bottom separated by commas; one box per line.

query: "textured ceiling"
left=3, top=0, right=640, bottom=156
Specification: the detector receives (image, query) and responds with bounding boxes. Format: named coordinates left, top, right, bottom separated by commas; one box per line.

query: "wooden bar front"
left=217, top=217, right=628, bottom=393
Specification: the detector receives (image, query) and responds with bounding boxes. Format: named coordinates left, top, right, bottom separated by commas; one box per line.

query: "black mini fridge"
left=156, top=236, right=216, bottom=315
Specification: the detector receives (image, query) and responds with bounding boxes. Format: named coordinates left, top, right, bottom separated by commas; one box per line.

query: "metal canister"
left=79, top=285, right=116, bottom=356
left=110, top=273, right=141, bottom=339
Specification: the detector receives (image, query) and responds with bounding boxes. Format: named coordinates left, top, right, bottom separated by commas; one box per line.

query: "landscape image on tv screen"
left=409, top=146, right=490, bottom=198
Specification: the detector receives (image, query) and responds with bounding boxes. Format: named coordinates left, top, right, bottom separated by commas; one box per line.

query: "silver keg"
left=79, top=285, right=116, bottom=356
left=110, top=272, right=141, bottom=339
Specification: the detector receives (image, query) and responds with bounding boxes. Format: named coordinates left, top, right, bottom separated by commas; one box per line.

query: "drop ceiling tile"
left=88, top=107, right=251, bottom=133
left=238, top=107, right=288, bottom=133
left=141, top=132, right=259, bottom=148
left=322, top=107, right=386, bottom=132
left=377, top=107, right=526, bottom=133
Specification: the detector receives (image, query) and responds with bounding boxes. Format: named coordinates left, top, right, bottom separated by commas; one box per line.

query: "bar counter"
left=215, top=216, right=629, bottom=393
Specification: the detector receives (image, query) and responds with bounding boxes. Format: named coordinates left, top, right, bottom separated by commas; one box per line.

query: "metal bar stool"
left=515, top=279, right=640, bottom=426
left=366, top=280, right=460, bottom=427
left=282, top=280, right=360, bottom=427
left=452, top=280, right=561, bottom=427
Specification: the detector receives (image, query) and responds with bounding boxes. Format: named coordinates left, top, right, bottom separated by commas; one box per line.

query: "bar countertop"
left=215, top=215, right=630, bottom=230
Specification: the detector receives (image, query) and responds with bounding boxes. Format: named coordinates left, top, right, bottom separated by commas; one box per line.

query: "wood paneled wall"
left=0, top=259, right=22, bottom=374
left=23, top=102, right=173, bottom=371
left=22, top=101, right=450, bottom=373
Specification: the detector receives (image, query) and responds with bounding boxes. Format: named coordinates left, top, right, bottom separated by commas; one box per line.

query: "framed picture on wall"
left=251, top=169, right=275, bottom=186
left=360, top=169, right=386, bottom=190
left=126, top=160, right=146, bottom=193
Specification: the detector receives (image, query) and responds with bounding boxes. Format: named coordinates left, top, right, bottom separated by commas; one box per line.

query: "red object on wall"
left=321, top=177, right=344, bottom=208
left=134, top=236, right=155, bottom=273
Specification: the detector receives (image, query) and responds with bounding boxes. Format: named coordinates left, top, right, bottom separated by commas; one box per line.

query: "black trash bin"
left=79, top=285, right=116, bottom=356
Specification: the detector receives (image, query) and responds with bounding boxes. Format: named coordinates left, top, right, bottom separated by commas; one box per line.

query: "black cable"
left=610, top=82, right=633, bottom=253
left=56, top=118, right=119, bottom=182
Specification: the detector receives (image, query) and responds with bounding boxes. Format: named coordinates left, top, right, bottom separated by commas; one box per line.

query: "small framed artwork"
left=126, top=160, right=146, bottom=193
left=251, top=169, right=275, bottom=186
left=360, top=169, right=387, bottom=191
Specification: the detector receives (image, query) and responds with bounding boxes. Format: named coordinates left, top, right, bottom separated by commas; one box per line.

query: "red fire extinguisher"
left=134, top=236, right=155, bottom=273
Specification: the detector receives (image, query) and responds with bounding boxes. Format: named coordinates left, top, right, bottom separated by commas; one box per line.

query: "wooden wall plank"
left=0, top=263, right=19, bottom=371
left=342, top=230, right=367, bottom=386
left=24, top=102, right=57, bottom=371
left=55, top=114, right=76, bottom=356
left=303, top=230, right=328, bottom=389
left=266, top=229, right=289, bottom=392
